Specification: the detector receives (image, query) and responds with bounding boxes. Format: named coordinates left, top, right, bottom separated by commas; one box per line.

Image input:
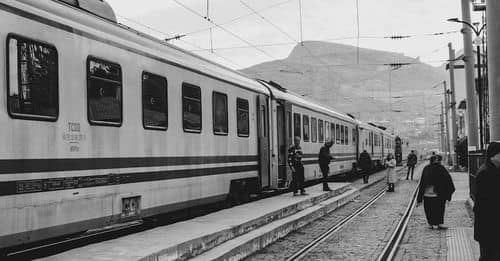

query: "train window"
left=303, top=115, right=310, bottom=142
left=325, top=121, right=330, bottom=142
left=142, top=72, right=167, bottom=130
left=340, top=125, right=344, bottom=145
left=311, top=117, right=317, bottom=142
left=345, top=127, right=349, bottom=145
left=318, top=119, right=324, bottom=143
left=336, top=124, right=340, bottom=144
left=182, top=83, right=202, bottom=133
left=7, top=35, right=59, bottom=121
left=236, top=98, right=249, bottom=137
left=293, top=113, right=301, bottom=138
left=331, top=123, right=335, bottom=143
left=212, top=92, right=228, bottom=135
left=352, top=128, right=356, bottom=144
left=87, top=57, right=122, bottom=126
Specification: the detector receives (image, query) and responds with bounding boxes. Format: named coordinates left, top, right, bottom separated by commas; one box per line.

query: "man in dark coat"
left=288, top=136, right=306, bottom=196
left=417, top=155, right=455, bottom=229
left=474, top=141, right=500, bottom=260
left=406, top=150, right=418, bottom=180
left=359, top=150, right=372, bottom=184
left=318, top=140, right=334, bottom=191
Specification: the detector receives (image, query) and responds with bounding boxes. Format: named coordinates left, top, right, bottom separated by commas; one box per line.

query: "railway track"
left=376, top=182, right=419, bottom=261
left=286, top=171, right=420, bottom=261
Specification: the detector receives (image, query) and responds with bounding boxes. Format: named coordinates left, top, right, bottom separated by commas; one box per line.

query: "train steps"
left=40, top=182, right=359, bottom=261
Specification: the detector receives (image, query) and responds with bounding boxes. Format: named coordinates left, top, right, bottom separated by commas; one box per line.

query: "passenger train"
left=0, top=0, right=407, bottom=249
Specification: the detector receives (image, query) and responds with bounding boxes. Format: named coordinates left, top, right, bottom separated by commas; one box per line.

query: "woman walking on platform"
left=417, top=155, right=455, bottom=229
left=385, top=153, right=397, bottom=192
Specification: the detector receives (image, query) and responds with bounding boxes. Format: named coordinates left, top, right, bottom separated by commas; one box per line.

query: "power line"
left=238, top=1, right=330, bottom=69
left=181, top=0, right=296, bottom=37
left=355, top=0, right=360, bottom=64
left=186, top=31, right=460, bottom=52
left=116, top=13, right=244, bottom=68
left=172, top=0, right=278, bottom=60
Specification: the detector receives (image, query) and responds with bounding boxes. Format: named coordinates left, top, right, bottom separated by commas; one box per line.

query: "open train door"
left=275, top=101, right=292, bottom=188
left=257, top=94, right=270, bottom=188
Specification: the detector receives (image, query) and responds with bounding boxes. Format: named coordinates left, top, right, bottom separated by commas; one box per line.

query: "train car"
left=0, top=0, right=276, bottom=249
left=257, top=81, right=358, bottom=186
left=0, top=0, right=405, bottom=250
left=358, top=123, right=382, bottom=167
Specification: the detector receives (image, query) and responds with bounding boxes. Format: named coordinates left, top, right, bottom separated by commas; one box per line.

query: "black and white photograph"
left=0, top=0, right=498, bottom=260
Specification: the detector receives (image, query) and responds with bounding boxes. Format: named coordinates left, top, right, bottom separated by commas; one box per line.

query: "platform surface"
left=38, top=182, right=351, bottom=261
left=446, top=172, right=479, bottom=261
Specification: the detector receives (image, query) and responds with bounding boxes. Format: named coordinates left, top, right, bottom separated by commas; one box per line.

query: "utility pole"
left=488, top=1, right=500, bottom=140
left=443, top=81, right=452, bottom=165
left=448, top=43, right=459, bottom=167
left=461, top=0, right=479, bottom=150
left=441, top=102, right=445, bottom=153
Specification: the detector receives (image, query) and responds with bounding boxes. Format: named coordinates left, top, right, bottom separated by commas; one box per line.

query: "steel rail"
left=286, top=188, right=387, bottom=261
left=376, top=181, right=420, bottom=261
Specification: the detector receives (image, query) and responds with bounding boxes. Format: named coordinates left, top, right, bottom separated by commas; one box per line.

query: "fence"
left=468, top=150, right=486, bottom=201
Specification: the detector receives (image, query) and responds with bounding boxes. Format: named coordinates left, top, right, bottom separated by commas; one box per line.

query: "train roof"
left=12, top=0, right=269, bottom=95
left=258, top=81, right=355, bottom=123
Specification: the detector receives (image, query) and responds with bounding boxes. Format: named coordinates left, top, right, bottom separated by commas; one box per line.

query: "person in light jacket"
left=385, top=153, right=397, bottom=192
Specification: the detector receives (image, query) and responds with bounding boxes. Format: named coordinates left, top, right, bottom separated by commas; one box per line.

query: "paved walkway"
left=394, top=171, right=479, bottom=261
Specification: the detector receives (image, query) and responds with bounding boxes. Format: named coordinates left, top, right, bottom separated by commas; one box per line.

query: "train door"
left=257, top=94, right=270, bottom=188
left=275, top=101, right=292, bottom=188
left=355, top=126, right=360, bottom=161
left=370, top=132, right=374, bottom=156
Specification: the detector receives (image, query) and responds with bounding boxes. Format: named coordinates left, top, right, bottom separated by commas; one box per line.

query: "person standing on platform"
left=406, top=150, right=418, bottom=180
left=318, top=139, right=334, bottom=191
left=417, top=155, right=455, bottom=230
left=385, top=153, right=397, bottom=192
left=359, top=149, right=372, bottom=184
left=288, top=136, right=307, bottom=196
left=474, top=141, right=500, bottom=260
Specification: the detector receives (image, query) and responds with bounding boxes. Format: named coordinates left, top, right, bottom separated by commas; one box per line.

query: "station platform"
left=446, top=172, right=479, bottom=261
left=396, top=171, right=479, bottom=261
left=39, top=180, right=363, bottom=261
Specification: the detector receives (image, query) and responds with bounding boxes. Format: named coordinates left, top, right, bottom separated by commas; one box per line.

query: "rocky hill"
left=240, top=41, right=449, bottom=138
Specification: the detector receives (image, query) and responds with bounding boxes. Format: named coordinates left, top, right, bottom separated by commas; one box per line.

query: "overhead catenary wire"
left=181, top=0, right=296, bottom=37
left=172, top=0, right=279, bottom=61
left=187, top=31, right=460, bottom=52
left=116, top=14, right=244, bottom=68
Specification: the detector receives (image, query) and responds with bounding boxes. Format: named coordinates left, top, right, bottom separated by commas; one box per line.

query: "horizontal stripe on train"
left=302, top=153, right=356, bottom=159
left=0, top=164, right=259, bottom=196
left=0, top=155, right=258, bottom=175
left=302, top=157, right=357, bottom=165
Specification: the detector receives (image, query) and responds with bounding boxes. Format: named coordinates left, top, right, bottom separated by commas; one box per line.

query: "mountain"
left=240, top=41, right=449, bottom=139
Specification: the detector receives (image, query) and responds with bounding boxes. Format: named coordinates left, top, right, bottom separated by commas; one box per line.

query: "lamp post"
left=448, top=17, right=486, bottom=150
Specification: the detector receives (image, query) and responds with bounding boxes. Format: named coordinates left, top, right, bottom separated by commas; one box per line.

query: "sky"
left=105, top=0, right=484, bottom=69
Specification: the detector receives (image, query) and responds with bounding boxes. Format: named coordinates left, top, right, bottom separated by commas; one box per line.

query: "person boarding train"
left=318, top=139, right=335, bottom=191
left=288, top=136, right=306, bottom=196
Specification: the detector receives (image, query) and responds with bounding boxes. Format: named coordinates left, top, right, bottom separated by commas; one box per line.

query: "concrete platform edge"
left=137, top=184, right=352, bottom=261
left=187, top=188, right=360, bottom=261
